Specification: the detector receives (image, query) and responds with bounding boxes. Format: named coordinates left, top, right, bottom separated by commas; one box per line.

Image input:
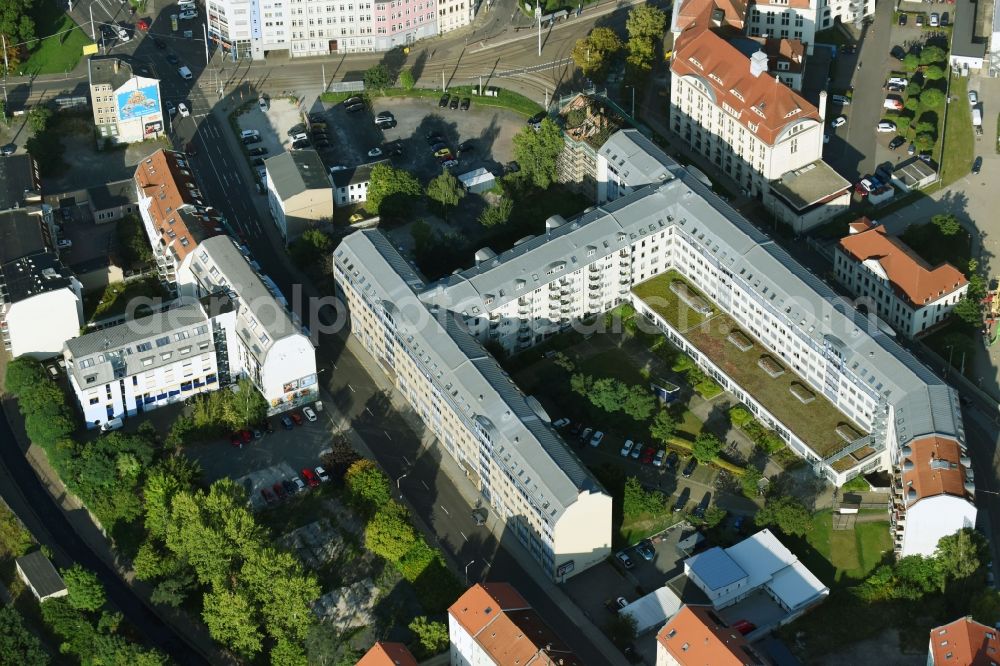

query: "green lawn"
left=900, top=221, right=971, bottom=270
left=940, top=74, right=975, bottom=186
left=631, top=270, right=710, bottom=332
left=85, top=278, right=169, bottom=323
left=792, top=511, right=893, bottom=588
left=21, top=2, right=93, bottom=75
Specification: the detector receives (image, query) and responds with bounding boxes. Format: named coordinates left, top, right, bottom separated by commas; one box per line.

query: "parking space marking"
left=365, top=406, right=373, bottom=416
left=383, top=430, right=392, bottom=440
left=440, top=505, right=450, bottom=515
left=460, top=531, right=468, bottom=541
left=348, top=384, right=356, bottom=392
left=421, top=480, right=429, bottom=490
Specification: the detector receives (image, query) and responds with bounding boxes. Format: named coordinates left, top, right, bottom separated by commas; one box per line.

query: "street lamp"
left=625, top=85, right=636, bottom=119
left=396, top=472, right=408, bottom=490
left=465, top=559, right=476, bottom=585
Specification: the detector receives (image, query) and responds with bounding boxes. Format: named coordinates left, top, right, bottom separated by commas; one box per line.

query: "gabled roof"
left=15, top=551, right=66, bottom=599
left=929, top=617, right=1000, bottom=665
left=838, top=224, right=967, bottom=307
left=88, top=178, right=139, bottom=211
left=448, top=583, right=583, bottom=666
left=657, top=605, right=770, bottom=665
left=356, top=641, right=418, bottom=666
left=675, top=0, right=748, bottom=30
left=671, top=25, right=821, bottom=145
left=0, top=154, right=40, bottom=211
left=900, top=435, right=971, bottom=506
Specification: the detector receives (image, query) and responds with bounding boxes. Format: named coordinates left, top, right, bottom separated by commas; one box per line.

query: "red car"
left=272, top=482, right=286, bottom=500
left=229, top=432, right=243, bottom=448
left=640, top=447, right=656, bottom=464
left=260, top=488, right=276, bottom=504
left=136, top=17, right=150, bottom=31
left=301, top=468, right=319, bottom=487
left=732, top=620, right=756, bottom=635
left=290, top=411, right=303, bottom=426
left=239, top=429, right=253, bottom=444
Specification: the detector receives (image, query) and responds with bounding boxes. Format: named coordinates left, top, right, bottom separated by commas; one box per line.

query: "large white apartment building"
left=834, top=219, right=968, bottom=339
left=208, top=0, right=440, bottom=59
left=336, top=129, right=973, bottom=559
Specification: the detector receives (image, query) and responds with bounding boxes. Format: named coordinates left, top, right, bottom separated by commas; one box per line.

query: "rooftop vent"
left=750, top=50, right=769, bottom=78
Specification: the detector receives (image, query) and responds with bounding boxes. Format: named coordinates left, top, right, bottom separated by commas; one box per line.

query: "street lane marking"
left=421, top=480, right=429, bottom=490
left=365, top=407, right=373, bottom=416
left=461, top=531, right=468, bottom=542
left=347, top=384, right=355, bottom=392
left=440, top=505, right=450, bottom=515
left=402, top=456, right=410, bottom=465
left=384, top=430, right=392, bottom=440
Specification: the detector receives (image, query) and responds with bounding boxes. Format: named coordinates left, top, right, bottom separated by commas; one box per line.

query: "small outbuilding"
left=458, top=167, right=496, bottom=194
left=620, top=585, right=684, bottom=635
left=15, top=551, right=67, bottom=602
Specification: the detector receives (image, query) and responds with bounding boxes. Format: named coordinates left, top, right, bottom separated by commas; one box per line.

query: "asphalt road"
left=0, top=409, right=206, bottom=663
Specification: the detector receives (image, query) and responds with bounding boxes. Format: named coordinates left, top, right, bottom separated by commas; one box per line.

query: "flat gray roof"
left=951, top=1, right=986, bottom=59
left=0, top=155, right=38, bottom=211
left=0, top=209, right=45, bottom=263
left=266, top=150, right=331, bottom=201
left=769, top=161, right=851, bottom=211
left=88, top=178, right=139, bottom=210
left=87, top=56, right=135, bottom=89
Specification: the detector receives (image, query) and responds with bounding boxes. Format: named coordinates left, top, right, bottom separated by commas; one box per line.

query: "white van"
left=100, top=417, right=124, bottom=432
left=178, top=66, right=193, bottom=80
left=887, top=76, right=908, bottom=87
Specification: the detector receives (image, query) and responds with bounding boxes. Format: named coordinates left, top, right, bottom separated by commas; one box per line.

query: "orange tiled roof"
left=671, top=25, right=821, bottom=145
left=134, top=149, right=223, bottom=264
left=356, top=641, right=418, bottom=666
left=657, top=605, right=770, bottom=665
left=901, top=435, right=970, bottom=505
left=838, top=224, right=967, bottom=307
left=752, top=37, right=806, bottom=73
left=448, top=583, right=583, bottom=666
left=677, top=0, right=748, bottom=29
left=929, top=617, right=1000, bottom=665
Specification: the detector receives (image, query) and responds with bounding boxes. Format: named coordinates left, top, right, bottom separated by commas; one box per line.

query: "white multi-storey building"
left=336, top=129, right=974, bottom=559
left=834, top=219, right=968, bottom=339
left=208, top=0, right=437, bottom=58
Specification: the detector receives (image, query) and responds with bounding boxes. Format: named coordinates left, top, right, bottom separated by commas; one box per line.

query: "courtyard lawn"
left=21, top=3, right=93, bottom=75
left=85, top=278, right=170, bottom=323
left=939, top=75, right=975, bottom=186
left=793, top=510, right=893, bottom=588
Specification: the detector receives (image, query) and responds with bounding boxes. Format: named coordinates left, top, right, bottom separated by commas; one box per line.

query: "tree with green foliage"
left=920, top=45, right=947, bottom=65
left=903, top=53, right=920, bottom=70
left=570, top=373, right=594, bottom=397
left=923, top=64, right=945, bottom=80
left=699, top=506, right=727, bottom=528
left=935, top=528, right=988, bottom=583
left=150, top=573, right=197, bottom=607
left=650, top=409, right=677, bottom=444
left=0, top=606, right=48, bottom=666
left=478, top=197, right=513, bottom=228
left=26, top=106, right=51, bottom=133
left=914, top=120, right=937, bottom=137
left=202, top=588, right=264, bottom=657
left=919, top=88, right=945, bottom=108
left=365, top=504, right=418, bottom=562
left=625, top=5, right=666, bottom=70
left=914, top=133, right=935, bottom=153
left=367, top=163, right=423, bottom=218
left=931, top=213, right=961, bottom=236
left=512, top=118, right=564, bottom=189
left=345, top=459, right=392, bottom=510
left=41, top=598, right=168, bottom=666
left=0, top=0, right=36, bottom=65
left=289, top=228, right=333, bottom=267
left=605, top=612, right=638, bottom=648
left=398, top=68, right=415, bottom=90
left=622, top=477, right=666, bottom=520
left=894, top=554, right=944, bottom=596
left=363, top=64, right=391, bottom=93
left=740, top=466, right=764, bottom=498
left=904, top=97, right=920, bottom=112
left=426, top=169, right=465, bottom=217
left=63, top=565, right=107, bottom=612
left=692, top=432, right=723, bottom=464
left=115, top=215, right=155, bottom=270
left=755, top=496, right=812, bottom=536
left=0, top=502, right=33, bottom=560
left=970, top=588, right=1000, bottom=627
left=622, top=385, right=656, bottom=420
left=408, top=616, right=450, bottom=658
left=571, top=27, right=623, bottom=78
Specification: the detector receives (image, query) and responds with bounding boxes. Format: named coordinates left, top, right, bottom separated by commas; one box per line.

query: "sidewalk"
left=332, top=331, right=630, bottom=666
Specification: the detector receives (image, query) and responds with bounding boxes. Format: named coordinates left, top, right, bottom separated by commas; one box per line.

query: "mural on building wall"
left=117, top=84, right=161, bottom=121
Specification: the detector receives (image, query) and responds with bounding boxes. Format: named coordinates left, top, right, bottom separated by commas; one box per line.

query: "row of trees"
left=729, top=406, right=784, bottom=454
left=570, top=6, right=667, bottom=80
left=570, top=373, right=658, bottom=421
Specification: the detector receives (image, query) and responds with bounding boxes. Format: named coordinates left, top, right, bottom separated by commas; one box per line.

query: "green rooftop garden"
left=634, top=273, right=868, bottom=460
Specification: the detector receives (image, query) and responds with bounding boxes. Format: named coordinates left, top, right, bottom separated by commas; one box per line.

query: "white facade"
left=88, top=58, right=164, bottom=145
left=437, top=0, right=472, bottom=33
left=5, top=286, right=83, bottom=360
left=334, top=178, right=369, bottom=206
left=900, top=494, right=977, bottom=556
left=745, top=0, right=874, bottom=49
left=448, top=615, right=487, bottom=666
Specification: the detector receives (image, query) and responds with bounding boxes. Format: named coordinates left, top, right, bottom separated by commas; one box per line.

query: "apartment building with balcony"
left=63, top=298, right=235, bottom=427
left=176, top=235, right=318, bottom=415
left=448, top=583, right=582, bottom=665
left=134, top=149, right=226, bottom=288
left=334, top=232, right=613, bottom=582
left=889, top=435, right=976, bottom=557
left=834, top=219, right=968, bottom=339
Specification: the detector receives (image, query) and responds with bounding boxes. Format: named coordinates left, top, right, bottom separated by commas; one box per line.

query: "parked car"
left=888, top=135, right=906, bottom=150
left=345, top=103, right=365, bottom=113
left=301, top=468, right=320, bottom=487
left=374, top=111, right=394, bottom=123
left=439, top=93, right=451, bottom=108
left=527, top=111, right=546, bottom=127
left=640, top=447, right=655, bottom=464
left=292, top=476, right=307, bottom=492
left=238, top=429, right=252, bottom=444
left=290, top=411, right=303, bottom=426
left=165, top=100, right=177, bottom=116
left=282, top=479, right=297, bottom=495
left=281, top=415, right=294, bottom=430
left=433, top=147, right=452, bottom=158
left=308, top=112, right=325, bottom=123
left=636, top=540, right=655, bottom=561
left=941, top=11, right=949, bottom=26
left=242, top=135, right=261, bottom=145
left=248, top=147, right=267, bottom=156
left=368, top=147, right=383, bottom=158
left=589, top=431, right=605, bottom=447
left=673, top=487, right=691, bottom=513
left=457, top=141, right=474, bottom=154
left=915, top=13, right=924, bottom=27
left=653, top=449, right=666, bottom=467
left=178, top=9, right=198, bottom=19
left=287, top=123, right=307, bottom=137
left=615, top=551, right=634, bottom=569
left=315, top=466, right=330, bottom=482
left=229, top=432, right=243, bottom=447
left=57, top=239, right=72, bottom=250
left=261, top=488, right=276, bottom=504
left=664, top=451, right=679, bottom=470
left=251, top=158, right=264, bottom=167
left=272, top=482, right=287, bottom=500
left=620, top=439, right=635, bottom=457
left=579, top=427, right=593, bottom=442
left=630, top=443, right=641, bottom=460
left=897, top=13, right=907, bottom=25
left=552, top=417, right=570, bottom=428
left=692, top=492, right=711, bottom=518
left=292, top=139, right=311, bottom=150
left=258, top=95, right=269, bottom=112
left=830, top=94, right=851, bottom=105
left=929, top=12, right=939, bottom=26
left=732, top=620, right=756, bottom=635
left=303, top=406, right=317, bottom=422
left=343, top=96, right=363, bottom=107
left=376, top=118, right=397, bottom=129
left=973, top=156, right=983, bottom=174
left=0, top=143, right=15, bottom=156
left=449, top=96, right=460, bottom=110
left=441, top=158, right=458, bottom=168
left=876, top=120, right=896, bottom=133
left=969, top=90, right=979, bottom=105
left=682, top=458, right=698, bottom=477
left=830, top=115, right=847, bottom=128
left=460, top=98, right=471, bottom=111
left=890, top=45, right=906, bottom=60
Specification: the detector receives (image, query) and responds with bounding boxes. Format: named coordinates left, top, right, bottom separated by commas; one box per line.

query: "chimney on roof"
left=750, top=50, right=769, bottom=78
left=818, top=90, right=828, bottom=123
